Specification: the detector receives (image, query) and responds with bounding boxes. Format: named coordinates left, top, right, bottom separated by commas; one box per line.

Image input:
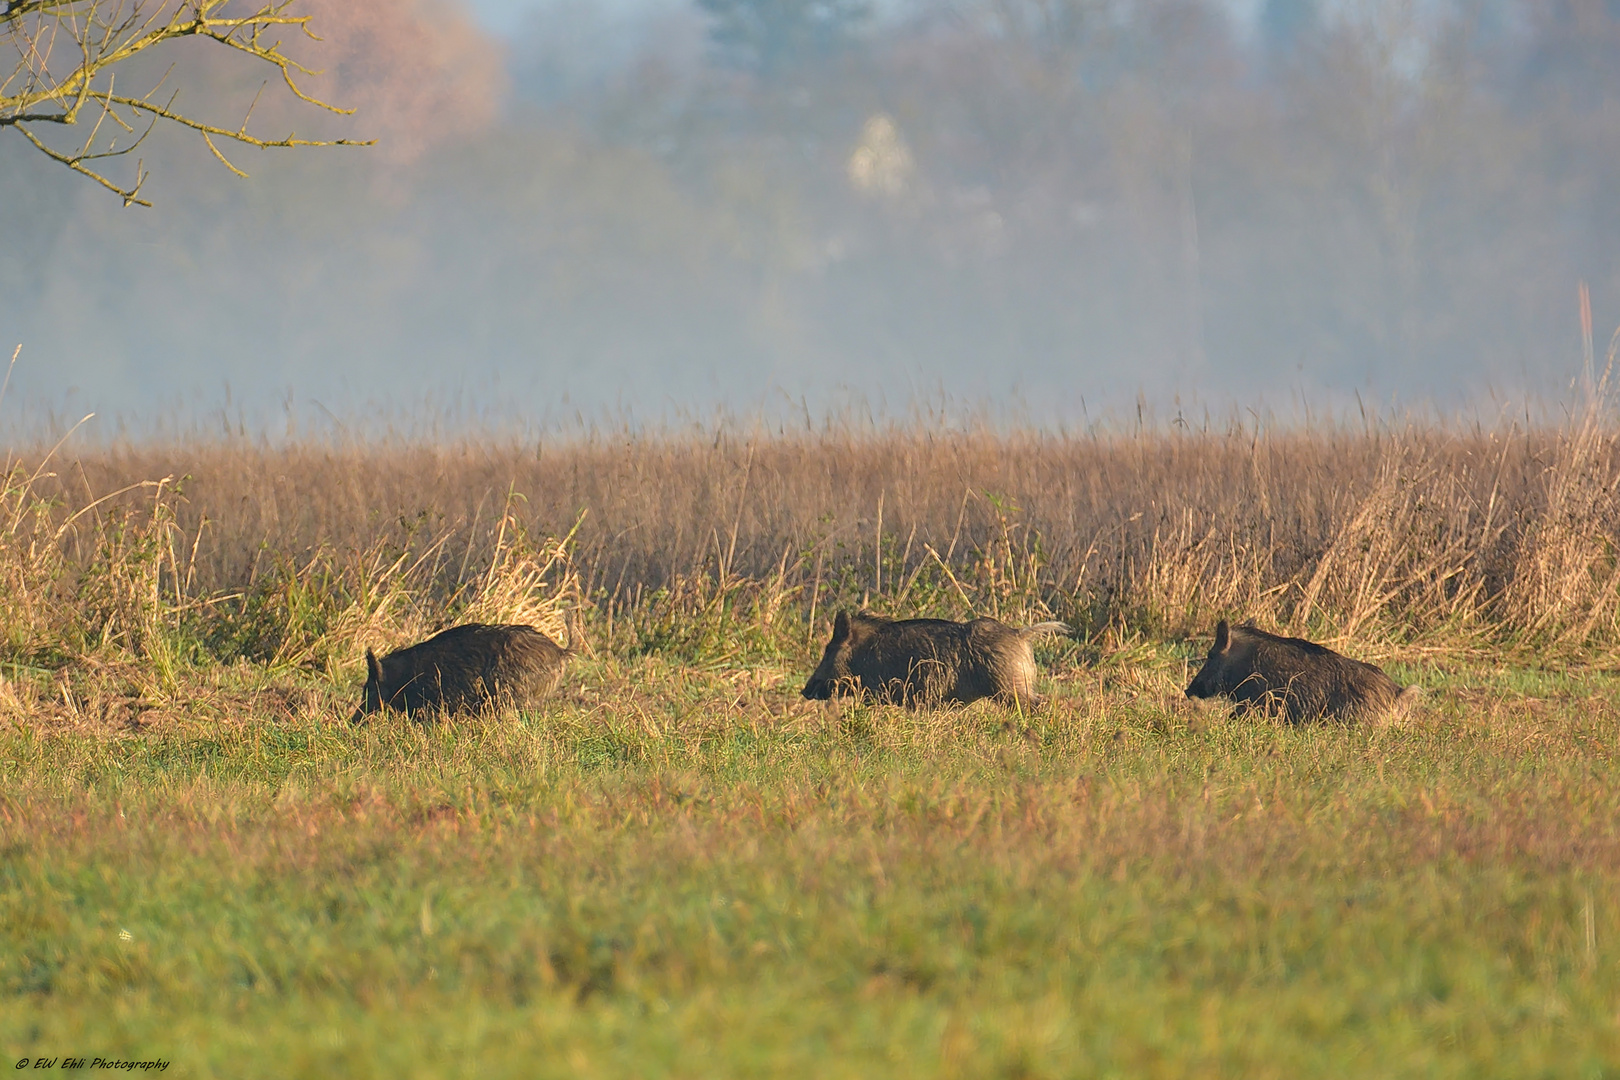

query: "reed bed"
left=5, top=409, right=1615, bottom=675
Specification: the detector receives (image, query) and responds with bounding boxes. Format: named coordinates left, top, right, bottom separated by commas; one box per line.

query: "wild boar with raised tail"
left=802, top=610, right=1069, bottom=708
left=352, top=621, right=574, bottom=721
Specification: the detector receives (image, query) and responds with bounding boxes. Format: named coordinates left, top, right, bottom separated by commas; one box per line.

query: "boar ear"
left=1213, top=620, right=1230, bottom=654
left=366, top=648, right=383, bottom=686
left=831, top=610, right=851, bottom=642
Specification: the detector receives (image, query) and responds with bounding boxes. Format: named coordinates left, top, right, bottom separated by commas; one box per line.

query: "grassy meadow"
left=4, top=415, right=1620, bottom=1076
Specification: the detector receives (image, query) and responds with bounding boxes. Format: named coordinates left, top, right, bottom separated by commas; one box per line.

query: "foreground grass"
left=3, top=656, right=1620, bottom=1078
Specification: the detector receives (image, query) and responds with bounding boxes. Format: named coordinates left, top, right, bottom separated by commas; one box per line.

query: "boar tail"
left=1390, top=684, right=1424, bottom=720
left=1021, top=621, right=1071, bottom=638
left=563, top=605, right=588, bottom=657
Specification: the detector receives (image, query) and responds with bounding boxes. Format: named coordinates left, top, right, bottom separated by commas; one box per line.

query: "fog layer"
left=2, top=0, right=1616, bottom=431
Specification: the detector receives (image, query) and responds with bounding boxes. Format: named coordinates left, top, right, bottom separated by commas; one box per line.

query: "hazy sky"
left=0, top=0, right=1608, bottom=436
left=459, top=0, right=1357, bottom=41
left=465, top=0, right=547, bottom=32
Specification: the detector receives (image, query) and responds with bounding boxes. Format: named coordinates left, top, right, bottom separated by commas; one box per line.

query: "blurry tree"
left=1513, top=0, right=1620, bottom=100
left=1261, top=0, right=1317, bottom=54
left=0, top=0, right=367, bottom=206
left=696, top=0, right=871, bottom=76
left=984, top=0, right=1100, bottom=57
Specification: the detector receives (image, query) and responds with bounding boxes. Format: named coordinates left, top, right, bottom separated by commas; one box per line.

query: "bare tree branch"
left=2, top=0, right=372, bottom=204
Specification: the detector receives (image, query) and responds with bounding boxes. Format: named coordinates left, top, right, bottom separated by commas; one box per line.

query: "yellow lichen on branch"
left=0, top=0, right=370, bottom=204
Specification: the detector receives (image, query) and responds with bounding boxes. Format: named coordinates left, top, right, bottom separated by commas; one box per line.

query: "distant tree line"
left=7, top=0, right=1620, bottom=413
left=592, top=0, right=1620, bottom=397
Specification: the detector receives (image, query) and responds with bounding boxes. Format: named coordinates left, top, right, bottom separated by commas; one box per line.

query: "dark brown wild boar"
left=351, top=622, right=572, bottom=722
left=801, top=610, right=1069, bottom=708
left=1184, top=619, right=1420, bottom=723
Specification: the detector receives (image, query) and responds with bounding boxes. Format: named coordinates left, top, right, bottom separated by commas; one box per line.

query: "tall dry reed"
left=6, top=408, right=1619, bottom=670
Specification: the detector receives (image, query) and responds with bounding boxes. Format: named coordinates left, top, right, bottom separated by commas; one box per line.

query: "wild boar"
left=1184, top=619, right=1420, bottom=723
left=351, top=621, right=572, bottom=722
left=801, top=610, right=1070, bottom=708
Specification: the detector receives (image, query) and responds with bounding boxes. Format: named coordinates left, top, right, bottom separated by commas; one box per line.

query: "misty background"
left=2, top=0, right=1618, bottom=434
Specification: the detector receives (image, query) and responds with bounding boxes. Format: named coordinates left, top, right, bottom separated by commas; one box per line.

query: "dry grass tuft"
left=1502, top=361, right=1620, bottom=647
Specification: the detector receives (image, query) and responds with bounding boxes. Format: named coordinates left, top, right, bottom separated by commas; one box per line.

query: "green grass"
left=4, top=656, right=1620, bottom=1078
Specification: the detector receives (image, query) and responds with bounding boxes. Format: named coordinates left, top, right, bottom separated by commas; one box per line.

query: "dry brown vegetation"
left=8, top=406, right=1614, bottom=672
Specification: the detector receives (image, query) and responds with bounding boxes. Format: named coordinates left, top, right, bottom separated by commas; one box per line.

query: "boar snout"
left=1184, top=619, right=1231, bottom=699
left=350, top=649, right=385, bottom=723
left=802, top=611, right=853, bottom=700
left=801, top=676, right=833, bottom=700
